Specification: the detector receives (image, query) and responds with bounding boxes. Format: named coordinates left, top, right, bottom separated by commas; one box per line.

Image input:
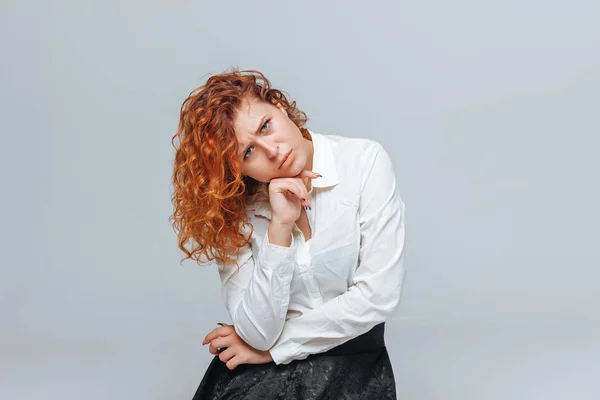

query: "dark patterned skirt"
left=192, top=323, right=396, bottom=400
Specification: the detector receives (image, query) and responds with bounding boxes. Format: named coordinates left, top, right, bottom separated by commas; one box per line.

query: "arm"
left=218, top=227, right=296, bottom=351
left=268, top=143, right=406, bottom=365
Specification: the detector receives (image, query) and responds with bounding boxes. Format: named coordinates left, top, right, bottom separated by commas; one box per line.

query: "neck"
left=304, top=138, right=314, bottom=171
left=303, top=138, right=314, bottom=191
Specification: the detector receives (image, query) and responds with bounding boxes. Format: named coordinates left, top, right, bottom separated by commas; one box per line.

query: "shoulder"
left=321, top=133, right=388, bottom=170
left=321, top=134, right=398, bottom=198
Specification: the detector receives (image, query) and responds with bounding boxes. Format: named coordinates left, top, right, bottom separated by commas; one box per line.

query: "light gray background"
left=1, top=0, right=599, bottom=399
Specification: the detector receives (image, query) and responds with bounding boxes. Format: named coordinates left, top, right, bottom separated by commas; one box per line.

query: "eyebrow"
left=239, top=115, right=268, bottom=156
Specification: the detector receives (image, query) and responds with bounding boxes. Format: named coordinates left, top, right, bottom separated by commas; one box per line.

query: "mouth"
left=278, top=149, right=293, bottom=169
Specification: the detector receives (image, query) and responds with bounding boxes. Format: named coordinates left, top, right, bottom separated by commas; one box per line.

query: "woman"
left=171, top=69, right=406, bottom=399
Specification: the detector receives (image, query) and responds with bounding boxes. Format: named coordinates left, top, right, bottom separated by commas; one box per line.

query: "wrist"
left=270, top=217, right=295, bottom=229
left=264, top=350, right=274, bottom=363
left=268, top=221, right=294, bottom=247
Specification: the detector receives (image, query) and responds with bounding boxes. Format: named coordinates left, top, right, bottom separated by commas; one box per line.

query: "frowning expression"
left=233, top=96, right=312, bottom=183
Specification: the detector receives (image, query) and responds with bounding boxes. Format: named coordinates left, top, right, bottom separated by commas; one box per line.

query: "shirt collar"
left=309, top=130, right=339, bottom=190
left=249, top=129, right=339, bottom=219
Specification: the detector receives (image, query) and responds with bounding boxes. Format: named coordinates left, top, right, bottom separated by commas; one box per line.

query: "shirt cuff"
left=259, top=230, right=295, bottom=270
left=269, top=342, right=303, bottom=365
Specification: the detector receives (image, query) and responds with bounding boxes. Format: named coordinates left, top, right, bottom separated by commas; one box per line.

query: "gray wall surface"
left=1, top=0, right=599, bottom=398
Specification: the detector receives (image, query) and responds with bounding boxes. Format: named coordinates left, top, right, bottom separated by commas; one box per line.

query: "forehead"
left=233, top=97, right=271, bottom=134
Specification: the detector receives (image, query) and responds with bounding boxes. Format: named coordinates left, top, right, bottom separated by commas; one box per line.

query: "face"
left=233, top=96, right=313, bottom=182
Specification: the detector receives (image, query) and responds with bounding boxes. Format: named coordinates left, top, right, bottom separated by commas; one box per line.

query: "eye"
left=243, top=145, right=254, bottom=160
left=260, top=119, right=271, bottom=132
left=243, top=119, right=271, bottom=161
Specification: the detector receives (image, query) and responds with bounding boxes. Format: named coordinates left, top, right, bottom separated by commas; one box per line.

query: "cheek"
left=245, top=165, right=273, bottom=183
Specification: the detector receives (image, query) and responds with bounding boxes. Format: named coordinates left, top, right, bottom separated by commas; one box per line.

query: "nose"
left=257, top=138, right=278, bottom=159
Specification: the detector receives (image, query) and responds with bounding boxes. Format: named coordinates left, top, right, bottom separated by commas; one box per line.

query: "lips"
left=278, top=149, right=293, bottom=169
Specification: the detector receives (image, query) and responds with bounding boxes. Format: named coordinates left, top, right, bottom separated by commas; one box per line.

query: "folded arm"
left=218, top=231, right=297, bottom=351
left=269, top=143, right=407, bottom=365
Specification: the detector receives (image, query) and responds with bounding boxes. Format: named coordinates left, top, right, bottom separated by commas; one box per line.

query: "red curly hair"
left=170, top=68, right=311, bottom=267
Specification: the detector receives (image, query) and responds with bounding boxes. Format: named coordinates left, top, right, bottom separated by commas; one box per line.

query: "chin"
left=284, top=163, right=304, bottom=178
left=290, top=156, right=306, bottom=175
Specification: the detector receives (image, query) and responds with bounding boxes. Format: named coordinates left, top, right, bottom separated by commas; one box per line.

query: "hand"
left=202, top=323, right=273, bottom=370
left=268, top=170, right=321, bottom=225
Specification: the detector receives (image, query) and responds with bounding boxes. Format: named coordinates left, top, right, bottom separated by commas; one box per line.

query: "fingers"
left=202, top=325, right=234, bottom=345
left=218, top=347, right=236, bottom=363
left=226, top=356, right=240, bottom=371
left=269, top=171, right=322, bottom=211
left=297, top=170, right=321, bottom=180
left=208, top=336, right=231, bottom=355
left=294, top=171, right=321, bottom=208
left=289, top=179, right=310, bottom=208
left=272, top=178, right=311, bottom=208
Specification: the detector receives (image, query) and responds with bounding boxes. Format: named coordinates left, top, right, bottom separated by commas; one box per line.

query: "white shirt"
left=216, top=130, right=406, bottom=365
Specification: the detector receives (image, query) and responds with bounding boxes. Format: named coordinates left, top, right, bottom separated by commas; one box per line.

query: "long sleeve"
left=269, top=143, right=406, bottom=365
left=218, top=231, right=297, bottom=351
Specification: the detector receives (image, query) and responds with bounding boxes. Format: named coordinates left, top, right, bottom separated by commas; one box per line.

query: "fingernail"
left=317, top=174, right=322, bottom=177
left=302, top=198, right=306, bottom=201
left=217, top=322, right=224, bottom=327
